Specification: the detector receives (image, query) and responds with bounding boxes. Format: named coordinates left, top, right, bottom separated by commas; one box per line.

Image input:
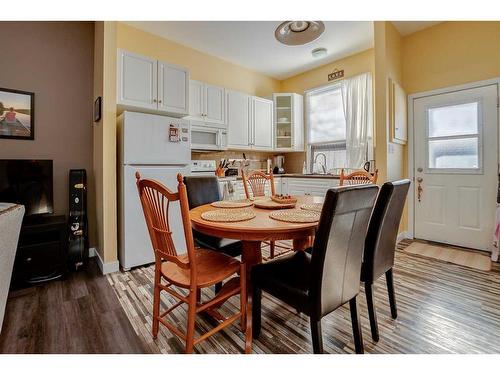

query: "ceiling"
left=391, top=21, right=442, bottom=36
left=124, top=21, right=374, bottom=80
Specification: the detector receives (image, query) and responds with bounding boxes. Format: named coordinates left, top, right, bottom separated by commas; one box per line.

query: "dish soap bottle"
left=302, top=161, right=307, bottom=174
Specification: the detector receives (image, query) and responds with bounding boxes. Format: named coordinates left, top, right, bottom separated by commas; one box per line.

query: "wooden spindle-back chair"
left=136, top=172, right=251, bottom=353
left=241, top=170, right=290, bottom=259
left=339, top=169, right=378, bottom=186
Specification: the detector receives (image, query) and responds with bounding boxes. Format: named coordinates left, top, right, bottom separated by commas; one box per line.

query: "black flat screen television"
left=0, top=159, right=54, bottom=216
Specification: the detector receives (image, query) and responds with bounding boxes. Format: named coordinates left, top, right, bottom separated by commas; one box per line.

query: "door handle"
left=417, top=177, right=423, bottom=202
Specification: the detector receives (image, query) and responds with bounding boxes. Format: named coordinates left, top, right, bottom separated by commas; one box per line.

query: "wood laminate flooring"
left=108, top=240, right=500, bottom=354
left=0, top=260, right=149, bottom=353
left=1, top=241, right=500, bottom=354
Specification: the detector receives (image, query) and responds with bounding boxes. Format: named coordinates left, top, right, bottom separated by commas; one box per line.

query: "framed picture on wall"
left=0, top=87, right=35, bottom=140
left=389, top=79, right=407, bottom=144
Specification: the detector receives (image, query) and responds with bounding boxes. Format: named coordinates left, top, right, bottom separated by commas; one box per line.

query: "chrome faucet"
left=313, top=152, right=327, bottom=174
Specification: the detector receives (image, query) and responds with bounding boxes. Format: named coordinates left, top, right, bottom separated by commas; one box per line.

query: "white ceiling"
left=391, top=21, right=442, bottom=36
left=124, top=21, right=374, bottom=80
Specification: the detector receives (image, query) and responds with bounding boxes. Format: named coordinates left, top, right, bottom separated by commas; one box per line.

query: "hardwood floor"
left=0, top=260, right=149, bottom=354
left=1, top=241, right=500, bottom=354
left=108, top=240, right=500, bottom=354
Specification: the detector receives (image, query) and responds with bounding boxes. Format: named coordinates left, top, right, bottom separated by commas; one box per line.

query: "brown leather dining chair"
left=136, top=172, right=251, bottom=353
left=183, top=176, right=242, bottom=257
left=242, top=170, right=290, bottom=259
left=251, top=184, right=379, bottom=354
left=339, top=169, right=378, bottom=186
left=361, top=179, right=410, bottom=342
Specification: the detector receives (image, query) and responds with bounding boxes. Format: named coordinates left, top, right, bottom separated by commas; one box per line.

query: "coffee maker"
left=273, top=155, right=285, bottom=174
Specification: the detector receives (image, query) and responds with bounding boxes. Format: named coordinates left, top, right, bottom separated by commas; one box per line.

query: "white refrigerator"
left=118, top=111, right=191, bottom=270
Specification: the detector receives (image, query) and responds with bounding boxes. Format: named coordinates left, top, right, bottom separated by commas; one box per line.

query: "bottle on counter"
left=302, top=161, right=307, bottom=174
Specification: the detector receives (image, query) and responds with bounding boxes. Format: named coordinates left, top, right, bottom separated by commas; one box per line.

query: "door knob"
left=417, top=167, right=423, bottom=172
left=417, top=177, right=423, bottom=183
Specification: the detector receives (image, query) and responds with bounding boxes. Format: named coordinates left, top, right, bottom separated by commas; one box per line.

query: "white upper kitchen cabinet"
left=227, top=90, right=251, bottom=149
left=189, top=80, right=225, bottom=126
left=251, top=97, right=273, bottom=150
left=189, top=80, right=205, bottom=120
left=273, top=93, right=304, bottom=152
left=205, top=84, right=225, bottom=124
left=117, top=49, right=157, bottom=110
left=117, top=49, right=189, bottom=118
left=158, top=62, right=189, bottom=116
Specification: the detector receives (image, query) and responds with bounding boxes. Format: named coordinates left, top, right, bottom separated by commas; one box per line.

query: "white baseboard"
left=92, top=247, right=120, bottom=275
left=397, top=231, right=410, bottom=244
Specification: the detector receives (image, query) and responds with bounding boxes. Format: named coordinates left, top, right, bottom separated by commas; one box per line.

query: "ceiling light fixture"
left=311, top=47, right=327, bottom=58
left=275, top=21, right=325, bottom=46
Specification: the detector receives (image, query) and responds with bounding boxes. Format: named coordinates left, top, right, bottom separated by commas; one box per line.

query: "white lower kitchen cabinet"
left=281, top=178, right=339, bottom=198
left=219, top=178, right=281, bottom=200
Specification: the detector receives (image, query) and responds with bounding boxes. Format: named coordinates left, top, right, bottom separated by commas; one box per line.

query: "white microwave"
left=190, top=123, right=227, bottom=151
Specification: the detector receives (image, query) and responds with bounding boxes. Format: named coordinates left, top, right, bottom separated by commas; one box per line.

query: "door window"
left=426, top=101, right=482, bottom=172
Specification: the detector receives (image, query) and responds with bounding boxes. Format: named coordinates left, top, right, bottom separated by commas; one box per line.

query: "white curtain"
left=341, top=72, right=373, bottom=169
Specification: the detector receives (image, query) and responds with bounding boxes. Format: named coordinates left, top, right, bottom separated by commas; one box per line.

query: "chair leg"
left=365, top=282, right=379, bottom=342
left=152, top=266, right=161, bottom=339
left=310, top=318, right=324, bottom=354
left=252, top=286, right=262, bottom=339
left=386, top=268, right=398, bottom=319
left=349, top=296, right=364, bottom=354
left=240, top=264, right=247, bottom=332
left=185, top=288, right=197, bottom=354
left=270, top=241, right=275, bottom=259
left=196, top=289, right=201, bottom=303
left=214, top=282, right=222, bottom=295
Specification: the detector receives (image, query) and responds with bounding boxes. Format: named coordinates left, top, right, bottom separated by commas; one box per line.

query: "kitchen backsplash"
left=191, top=150, right=306, bottom=173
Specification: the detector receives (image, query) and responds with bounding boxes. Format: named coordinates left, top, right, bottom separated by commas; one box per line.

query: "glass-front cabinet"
left=273, top=93, right=304, bottom=152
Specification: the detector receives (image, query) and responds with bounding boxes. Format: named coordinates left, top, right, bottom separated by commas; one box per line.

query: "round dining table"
left=189, top=195, right=324, bottom=271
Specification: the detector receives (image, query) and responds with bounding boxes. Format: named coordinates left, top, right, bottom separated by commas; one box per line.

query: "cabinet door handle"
left=153, top=99, right=157, bottom=103
left=158, top=100, right=162, bottom=104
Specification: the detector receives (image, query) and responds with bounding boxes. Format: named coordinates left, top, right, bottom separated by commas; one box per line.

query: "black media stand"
left=11, top=215, right=68, bottom=289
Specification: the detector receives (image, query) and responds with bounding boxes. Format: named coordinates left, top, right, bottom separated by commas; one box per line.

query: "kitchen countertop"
left=217, top=173, right=340, bottom=181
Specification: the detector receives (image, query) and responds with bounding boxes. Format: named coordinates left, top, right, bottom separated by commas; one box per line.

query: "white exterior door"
left=413, top=84, right=498, bottom=250
left=252, top=97, right=273, bottom=150
left=117, top=50, right=157, bottom=109
left=205, top=84, right=225, bottom=124
left=227, top=90, right=251, bottom=149
left=158, top=62, right=189, bottom=116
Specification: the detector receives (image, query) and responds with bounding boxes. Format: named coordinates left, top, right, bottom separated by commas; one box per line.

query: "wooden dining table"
left=189, top=195, right=324, bottom=272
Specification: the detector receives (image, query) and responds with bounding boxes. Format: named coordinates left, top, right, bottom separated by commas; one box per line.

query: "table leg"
left=241, top=240, right=262, bottom=354
left=293, top=236, right=313, bottom=251
left=242, top=240, right=263, bottom=272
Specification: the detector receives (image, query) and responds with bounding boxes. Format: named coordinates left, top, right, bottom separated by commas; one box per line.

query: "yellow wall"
left=281, top=49, right=375, bottom=94
left=93, top=22, right=118, bottom=264
left=403, top=21, right=500, bottom=94
left=116, top=23, right=280, bottom=97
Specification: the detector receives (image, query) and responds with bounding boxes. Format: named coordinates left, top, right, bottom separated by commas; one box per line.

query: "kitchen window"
left=306, top=72, right=373, bottom=174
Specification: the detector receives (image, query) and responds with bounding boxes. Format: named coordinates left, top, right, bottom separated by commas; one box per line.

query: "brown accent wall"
left=0, top=22, right=96, bottom=245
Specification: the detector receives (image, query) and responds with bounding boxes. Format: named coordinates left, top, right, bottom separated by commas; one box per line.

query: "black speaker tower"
left=68, top=169, right=89, bottom=270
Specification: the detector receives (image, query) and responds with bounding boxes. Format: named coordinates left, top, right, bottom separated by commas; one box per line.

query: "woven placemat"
left=300, top=203, right=323, bottom=213
left=254, top=197, right=296, bottom=209
left=211, top=199, right=253, bottom=208
left=269, top=209, right=320, bottom=223
left=201, top=209, right=256, bottom=222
